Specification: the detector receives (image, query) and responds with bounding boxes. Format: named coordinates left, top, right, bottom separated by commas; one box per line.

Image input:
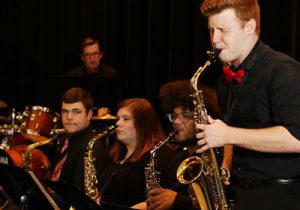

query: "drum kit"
left=0, top=103, right=60, bottom=178
left=0, top=101, right=117, bottom=179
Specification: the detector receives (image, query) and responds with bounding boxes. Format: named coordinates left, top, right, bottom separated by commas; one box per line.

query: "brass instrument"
left=23, top=130, right=67, bottom=171
left=84, top=125, right=117, bottom=202
left=145, top=131, right=178, bottom=194
left=176, top=49, right=230, bottom=210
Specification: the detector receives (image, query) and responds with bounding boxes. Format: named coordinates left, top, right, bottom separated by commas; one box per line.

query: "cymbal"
left=0, top=115, right=9, bottom=123
left=91, top=114, right=117, bottom=121
left=0, top=100, right=8, bottom=108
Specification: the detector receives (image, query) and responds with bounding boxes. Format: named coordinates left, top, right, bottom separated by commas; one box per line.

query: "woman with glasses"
left=146, top=80, right=226, bottom=210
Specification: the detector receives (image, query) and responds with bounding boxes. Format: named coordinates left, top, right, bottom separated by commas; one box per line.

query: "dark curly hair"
left=159, top=80, right=223, bottom=119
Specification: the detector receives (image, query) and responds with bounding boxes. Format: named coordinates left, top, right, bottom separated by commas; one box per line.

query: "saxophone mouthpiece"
left=168, top=130, right=179, bottom=143
left=206, top=48, right=221, bottom=62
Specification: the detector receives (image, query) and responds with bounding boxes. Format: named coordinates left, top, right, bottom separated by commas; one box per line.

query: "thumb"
left=207, top=115, right=215, bottom=124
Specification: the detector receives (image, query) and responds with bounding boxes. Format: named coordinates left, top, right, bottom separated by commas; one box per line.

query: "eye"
left=73, top=110, right=81, bottom=115
left=61, top=110, right=68, bottom=114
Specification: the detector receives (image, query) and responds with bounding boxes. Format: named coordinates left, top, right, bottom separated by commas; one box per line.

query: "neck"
left=120, top=144, right=136, bottom=164
left=232, top=36, right=258, bottom=67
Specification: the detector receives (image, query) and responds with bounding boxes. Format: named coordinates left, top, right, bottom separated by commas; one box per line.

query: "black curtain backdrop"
left=0, top=0, right=299, bottom=117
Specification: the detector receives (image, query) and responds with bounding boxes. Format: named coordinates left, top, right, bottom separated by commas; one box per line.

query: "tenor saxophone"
left=84, top=125, right=117, bottom=202
left=176, top=49, right=230, bottom=210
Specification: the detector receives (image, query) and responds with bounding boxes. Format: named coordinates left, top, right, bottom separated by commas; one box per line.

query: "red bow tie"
left=223, top=67, right=245, bottom=84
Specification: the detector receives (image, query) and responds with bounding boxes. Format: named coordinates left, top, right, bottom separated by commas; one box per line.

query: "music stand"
left=45, top=180, right=137, bottom=210
left=0, top=163, right=60, bottom=210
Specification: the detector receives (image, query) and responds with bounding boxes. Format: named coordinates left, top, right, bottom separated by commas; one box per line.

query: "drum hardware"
left=0, top=108, right=22, bottom=149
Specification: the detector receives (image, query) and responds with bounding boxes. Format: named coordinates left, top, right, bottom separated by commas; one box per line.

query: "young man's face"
left=171, top=107, right=196, bottom=142
left=61, top=102, right=92, bottom=134
left=208, top=8, right=253, bottom=67
left=80, top=43, right=103, bottom=73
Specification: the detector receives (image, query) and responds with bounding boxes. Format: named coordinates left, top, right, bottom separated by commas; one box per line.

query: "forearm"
left=226, top=126, right=300, bottom=153
left=221, top=144, right=233, bottom=171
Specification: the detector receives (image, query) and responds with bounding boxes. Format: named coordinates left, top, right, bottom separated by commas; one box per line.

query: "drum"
left=22, top=106, right=59, bottom=142
left=0, top=145, right=51, bottom=178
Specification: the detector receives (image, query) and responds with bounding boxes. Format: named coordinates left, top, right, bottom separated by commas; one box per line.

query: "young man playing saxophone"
left=196, top=1, right=300, bottom=209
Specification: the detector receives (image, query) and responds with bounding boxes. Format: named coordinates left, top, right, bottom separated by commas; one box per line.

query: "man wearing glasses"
left=146, top=80, right=227, bottom=210
left=67, top=37, right=118, bottom=78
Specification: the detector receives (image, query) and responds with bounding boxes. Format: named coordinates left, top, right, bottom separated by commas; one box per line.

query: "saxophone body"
left=145, top=131, right=178, bottom=195
left=84, top=125, right=117, bottom=202
left=176, top=49, right=230, bottom=210
left=23, top=130, right=67, bottom=172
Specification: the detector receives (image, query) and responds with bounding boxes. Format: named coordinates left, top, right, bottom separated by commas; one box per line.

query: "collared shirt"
left=218, top=41, right=300, bottom=179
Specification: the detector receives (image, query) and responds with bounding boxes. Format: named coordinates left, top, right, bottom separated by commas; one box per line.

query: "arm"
left=221, top=144, right=233, bottom=185
left=196, top=116, right=300, bottom=153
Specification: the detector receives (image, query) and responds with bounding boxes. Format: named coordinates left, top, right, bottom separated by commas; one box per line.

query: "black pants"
left=233, top=182, right=300, bottom=210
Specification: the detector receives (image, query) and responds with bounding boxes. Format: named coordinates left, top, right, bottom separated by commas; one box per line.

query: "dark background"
left=0, top=0, right=299, bottom=117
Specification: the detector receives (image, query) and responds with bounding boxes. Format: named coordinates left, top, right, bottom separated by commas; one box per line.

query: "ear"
left=244, top=18, right=256, bottom=35
left=87, top=109, right=93, bottom=120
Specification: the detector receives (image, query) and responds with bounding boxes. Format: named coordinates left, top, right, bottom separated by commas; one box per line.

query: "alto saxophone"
left=176, top=49, right=230, bottom=210
left=84, top=125, right=117, bottom=202
left=145, top=131, right=178, bottom=194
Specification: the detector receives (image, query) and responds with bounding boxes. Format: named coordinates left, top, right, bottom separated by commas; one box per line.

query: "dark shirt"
left=218, top=41, right=300, bottom=179
left=57, top=125, right=108, bottom=192
left=166, top=145, right=197, bottom=210
left=99, top=145, right=176, bottom=207
left=67, top=63, right=119, bottom=78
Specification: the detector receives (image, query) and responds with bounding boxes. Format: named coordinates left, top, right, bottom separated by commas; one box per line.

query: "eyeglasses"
left=82, top=51, right=101, bottom=58
left=167, top=111, right=194, bottom=123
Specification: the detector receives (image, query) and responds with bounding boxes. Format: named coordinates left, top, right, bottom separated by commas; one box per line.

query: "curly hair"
left=159, top=80, right=223, bottom=119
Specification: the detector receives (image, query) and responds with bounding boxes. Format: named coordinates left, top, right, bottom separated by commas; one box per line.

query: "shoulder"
left=67, top=65, right=86, bottom=76
left=100, top=64, right=119, bottom=78
left=253, top=42, right=300, bottom=85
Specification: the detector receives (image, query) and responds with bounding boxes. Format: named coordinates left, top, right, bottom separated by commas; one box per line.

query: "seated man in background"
left=67, top=37, right=118, bottom=78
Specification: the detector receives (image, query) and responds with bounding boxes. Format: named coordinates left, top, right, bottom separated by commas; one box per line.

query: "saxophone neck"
left=87, top=125, right=117, bottom=149
left=150, top=130, right=178, bottom=156
left=191, top=49, right=221, bottom=91
left=23, top=132, right=67, bottom=170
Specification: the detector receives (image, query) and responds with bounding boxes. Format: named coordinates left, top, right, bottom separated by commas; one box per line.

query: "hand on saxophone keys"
left=195, top=116, right=231, bottom=154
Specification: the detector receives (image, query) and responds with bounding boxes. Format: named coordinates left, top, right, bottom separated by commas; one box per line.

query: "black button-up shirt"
left=218, top=41, right=300, bottom=179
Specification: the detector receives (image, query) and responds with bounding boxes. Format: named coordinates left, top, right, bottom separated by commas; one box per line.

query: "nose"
left=116, top=118, right=122, bottom=126
left=66, top=112, right=73, bottom=120
left=211, top=30, right=221, bottom=45
left=173, top=116, right=182, bottom=124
